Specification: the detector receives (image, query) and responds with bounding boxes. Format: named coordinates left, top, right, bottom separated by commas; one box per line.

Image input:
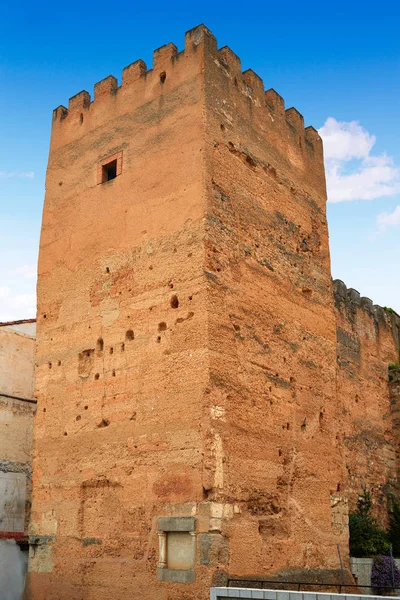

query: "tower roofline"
left=51, top=24, right=322, bottom=155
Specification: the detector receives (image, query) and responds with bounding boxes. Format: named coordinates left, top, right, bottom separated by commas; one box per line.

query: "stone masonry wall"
left=27, top=26, right=216, bottom=600
left=0, top=322, right=36, bottom=537
left=390, top=368, right=400, bottom=484
left=26, top=23, right=400, bottom=600
left=334, top=280, right=400, bottom=524
left=0, top=322, right=36, bottom=399
left=201, top=42, right=347, bottom=580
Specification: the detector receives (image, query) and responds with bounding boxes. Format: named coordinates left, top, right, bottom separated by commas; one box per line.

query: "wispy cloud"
left=377, top=205, right=400, bottom=232
left=0, top=171, right=35, bottom=179
left=319, top=117, right=400, bottom=203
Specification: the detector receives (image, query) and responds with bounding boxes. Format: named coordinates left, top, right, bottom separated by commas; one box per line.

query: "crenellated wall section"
left=390, top=368, right=400, bottom=484
left=334, top=280, right=400, bottom=523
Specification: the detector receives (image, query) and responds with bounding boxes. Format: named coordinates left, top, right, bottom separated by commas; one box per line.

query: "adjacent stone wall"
left=390, top=368, right=400, bottom=483
left=0, top=321, right=36, bottom=538
left=334, top=281, right=400, bottom=523
left=0, top=321, right=36, bottom=399
left=0, top=538, right=29, bottom=600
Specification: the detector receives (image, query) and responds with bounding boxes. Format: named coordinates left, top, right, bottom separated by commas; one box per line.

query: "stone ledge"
left=157, top=567, right=195, bottom=583
left=158, top=516, right=196, bottom=532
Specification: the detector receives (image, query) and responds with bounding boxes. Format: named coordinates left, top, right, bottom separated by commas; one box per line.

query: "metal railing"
left=227, top=579, right=400, bottom=594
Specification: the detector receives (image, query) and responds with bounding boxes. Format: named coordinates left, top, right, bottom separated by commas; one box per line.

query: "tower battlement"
left=52, top=25, right=217, bottom=126
left=51, top=24, right=323, bottom=172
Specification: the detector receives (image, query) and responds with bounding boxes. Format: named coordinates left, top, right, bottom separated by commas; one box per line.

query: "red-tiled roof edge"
left=0, top=318, right=36, bottom=327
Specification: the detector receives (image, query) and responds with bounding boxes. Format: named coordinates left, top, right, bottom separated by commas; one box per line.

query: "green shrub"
left=349, top=490, right=389, bottom=557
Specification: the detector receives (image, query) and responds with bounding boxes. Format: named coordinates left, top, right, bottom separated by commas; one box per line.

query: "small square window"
left=102, top=159, right=117, bottom=183
left=97, top=152, right=123, bottom=185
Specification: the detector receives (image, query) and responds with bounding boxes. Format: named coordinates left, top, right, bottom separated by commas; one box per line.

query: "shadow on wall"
left=0, top=540, right=27, bottom=600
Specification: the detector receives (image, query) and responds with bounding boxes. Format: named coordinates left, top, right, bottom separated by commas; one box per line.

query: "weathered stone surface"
left=0, top=322, right=36, bottom=536
left=0, top=321, right=36, bottom=399
left=26, top=25, right=400, bottom=600
left=390, top=368, right=400, bottom=485
left=158, top=516, right=196, bottom=532
left=157, top=567, right=195, bottom=583
left=333, top=281, right=400, bottom=524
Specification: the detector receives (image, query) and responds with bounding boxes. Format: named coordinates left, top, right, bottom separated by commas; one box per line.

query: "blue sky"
left=1, top=0, right=399, bottom=320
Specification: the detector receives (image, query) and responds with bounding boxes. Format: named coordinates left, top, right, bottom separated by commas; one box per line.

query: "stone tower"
left=27, top=25, right=349, bottom=600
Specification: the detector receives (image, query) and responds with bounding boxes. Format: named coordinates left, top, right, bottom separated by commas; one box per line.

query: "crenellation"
left=360, top=296, right=374, bottom=312
left=51, top=23, right=318, bottom=178
left=242, top=69, right=265, bottom=103
left=122, top=59, right=147, bottom=86
left=305, top=125, right=322, bottom=152
left=50, top=26, right=217, bottom=148
left=373, top=305, right=386, bottom=323
left=153, top=42, right=178, bottom=71
left=285, top=107, right=305, bottom=139
left=334, top=279, right=400, bottom=337
left=217, top=46, right=242, bottom=77
left=265, top=88, right=285, bottom=114
left=94, top=75, right=118, bottom=99
left=52, top=105, right=68, bottom=121
left=334, top=277, right=399, bottom=521
left=68, top=90, right=91, bottom=111
left=347, top=287, right=361, bottom=305
left=184, top=23, right=217, bottom=52
left=332, top=279, right=347, bottom=298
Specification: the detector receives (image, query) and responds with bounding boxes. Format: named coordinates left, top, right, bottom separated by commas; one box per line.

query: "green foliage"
left=349, top=490, right=390, bottom=557
left=384, top=306, right=396, bottom=314
left=389, top=362, right=400, bottom=371
left=357, top=489, right=372, bottom=514
left=389, top=499, right=400, bottom=558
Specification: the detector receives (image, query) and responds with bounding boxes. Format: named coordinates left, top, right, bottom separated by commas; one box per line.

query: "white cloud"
left=0, top=286, right=10, bottom=299
left=377, top=205, right=400, bottom=231
left=0, top=292, right=36, bottom=322
left=0, top=171, right=34, bottom=179
left=8, top=264, right=37, bottom=279
left=318, top=117, right=400, bottom=203
left=320, top=117, right=375, bottom=162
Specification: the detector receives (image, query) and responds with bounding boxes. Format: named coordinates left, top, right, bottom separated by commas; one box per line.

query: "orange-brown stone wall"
left=27, top=27, right=215, bottom=600
left=201, top=44, right=347, bottom=579
left=390, top=368, right=400, bottom=484
left=26, top=24, right=400, bottom=600
left=334, top=281, right=400, bottom=525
